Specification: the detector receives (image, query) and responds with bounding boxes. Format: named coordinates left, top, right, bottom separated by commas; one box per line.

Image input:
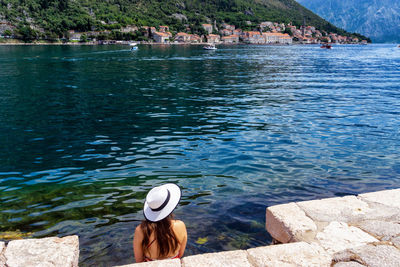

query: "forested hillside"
left=0, top=0, right=366, bottom=40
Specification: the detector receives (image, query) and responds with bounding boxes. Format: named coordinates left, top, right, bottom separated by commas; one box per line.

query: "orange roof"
left=202, top=24, right=212, bottom=26
left=154, top=32, right=170, bottom=37
left=176, top=32, right=189, bottom=36
left=262, top=33, right=291, bottom=37
left=222, top=35, right=238, bottom=39
left=207, top=34, right=219, bottom=37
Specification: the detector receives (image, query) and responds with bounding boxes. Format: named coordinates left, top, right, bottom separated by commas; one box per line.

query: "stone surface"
left=355, top=200, right=400, bottom=221
left=115, top=259, right=181, bottom=267
left=392, top=236, right=400, bottom=249
left=358, top=188, right=400, bottom=209
left=316, top=221, right=378, bottom=254
left=182, top=250, right=251, bottom=267
left=0, top=241, right=5, bottom=267
left=333, top=244, right=400, bottom=267
left=247, top=241, right=332, bottom=267
left=354, top=220, right=400, bottom=241
left=266, top=202, right=317, bottom=243
left=5, top=235, right=79, bottom=267
left=333, top=262, right=365, bottom=267
left=297, top=196, right=372, bottom=223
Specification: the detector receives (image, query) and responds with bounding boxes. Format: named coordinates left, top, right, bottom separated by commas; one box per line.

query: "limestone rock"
left=266, top=202, right=317, bottom=243
left=356, top=201, right=400, bottom=221
left=0, top=241, right=6, bottom=267
left=358, top=188, right=400, bottom=209
left=182, top=250, right=251, bottom=267
left=316, top=222, right=378, bottom=254
left=354, top=220, right=400, bottom=241
left=247, top=242, right=332, bottom=267
left=115, top=259, right=181, bottom=267
left=296, top=196, right=372, bottom=223
left=333, top=244, right=400, bottom=267
left=5, top=235, right=79, bottom=267
left=333, top=262, right=365, bottom=267
left=391, top=236, right=400, bottom=249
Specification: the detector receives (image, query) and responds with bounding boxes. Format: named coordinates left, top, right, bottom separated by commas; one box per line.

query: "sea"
left=0, top=44, right=399, bottom=266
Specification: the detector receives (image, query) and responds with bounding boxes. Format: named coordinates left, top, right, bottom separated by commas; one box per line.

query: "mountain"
left=296, top=0, right=400, bottom=43
left=0, top=0, right=366, bottom=41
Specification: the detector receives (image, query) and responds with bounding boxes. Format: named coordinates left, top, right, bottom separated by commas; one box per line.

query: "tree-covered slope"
left=296, top=0, right=400, bottom=43
left=0, top=0, right=364, bottom=39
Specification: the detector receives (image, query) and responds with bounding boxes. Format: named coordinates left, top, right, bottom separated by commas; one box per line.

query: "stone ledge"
left=247, top=242, right=331, bottom=267
left=296, top=196, right=372, bottom=223
left=116, top=259, right=181, bottom=267
left=4, top=235, right=79, bottom=267
left=266, top=202, right=317, bottom=243
left=358, top=188, right=400, bottom=209
left=182, top=250, right=251, bottom=267
left=332, top=244, right=400, bottom=266
left=315, top=222, right=378, bottom=254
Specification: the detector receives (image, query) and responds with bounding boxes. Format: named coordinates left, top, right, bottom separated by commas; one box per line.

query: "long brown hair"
left=140, top=214, right=179, bottom=258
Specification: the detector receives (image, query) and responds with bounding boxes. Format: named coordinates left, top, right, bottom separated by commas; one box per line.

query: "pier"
left=1, top=188, right=399, bottom=266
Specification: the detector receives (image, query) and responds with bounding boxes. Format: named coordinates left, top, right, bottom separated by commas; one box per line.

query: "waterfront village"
left=0, top=20, right=367, bottom=45
left=73, top=21, right=366, bottom=45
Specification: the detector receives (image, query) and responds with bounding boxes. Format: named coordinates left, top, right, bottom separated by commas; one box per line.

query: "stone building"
left=202, top=24, right=213, bottom=34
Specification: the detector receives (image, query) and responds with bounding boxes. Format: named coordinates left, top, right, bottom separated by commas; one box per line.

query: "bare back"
left=133, top=219, right=187, bottom=262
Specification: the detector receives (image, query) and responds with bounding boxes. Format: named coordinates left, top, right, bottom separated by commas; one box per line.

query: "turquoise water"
left=0, top=44, right=399, bottom=266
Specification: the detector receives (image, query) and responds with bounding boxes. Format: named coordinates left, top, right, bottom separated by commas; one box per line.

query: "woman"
left=133, top=183, right=187, bottom=262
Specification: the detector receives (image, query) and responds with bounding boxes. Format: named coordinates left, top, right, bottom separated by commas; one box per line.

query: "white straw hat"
left=144, top=183, right=181, bottom=222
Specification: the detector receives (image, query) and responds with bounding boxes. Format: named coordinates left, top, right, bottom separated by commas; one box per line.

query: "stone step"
left=0, top=235, right=79, bottom=267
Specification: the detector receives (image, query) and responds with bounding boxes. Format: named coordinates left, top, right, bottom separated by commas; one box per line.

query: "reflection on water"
left=0, top=44, right=400, bottom=266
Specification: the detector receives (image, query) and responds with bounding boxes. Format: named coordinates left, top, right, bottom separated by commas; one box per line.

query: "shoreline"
left=0, top=40, right=368, bottom=46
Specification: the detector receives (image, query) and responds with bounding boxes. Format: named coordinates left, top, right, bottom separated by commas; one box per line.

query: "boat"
left=129, top=42, right=138, bottom=51
left=320, top=43, right=332, bottom=49
left=203, top=44, right=217, bottom=50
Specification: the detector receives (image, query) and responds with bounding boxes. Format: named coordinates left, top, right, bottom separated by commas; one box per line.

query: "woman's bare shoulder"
left=135, top=224, right=143, bottom=235
left=172, top=219, right=185, bottom=225
left=172, top=220, right=186, bottom=230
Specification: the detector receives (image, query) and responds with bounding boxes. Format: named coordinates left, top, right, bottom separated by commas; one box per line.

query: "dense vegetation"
left=0, top=0, right=368, bottom=41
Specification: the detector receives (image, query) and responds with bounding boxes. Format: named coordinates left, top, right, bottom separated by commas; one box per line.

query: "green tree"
left=18, top=26, right=38, bottom=41
left=79, top=33, right=88, bottom=42
left=3, top=30, right=13, bottom=37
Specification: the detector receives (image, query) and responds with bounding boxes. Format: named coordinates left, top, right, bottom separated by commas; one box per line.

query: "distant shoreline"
left=0, top=42, right=371, bottom=46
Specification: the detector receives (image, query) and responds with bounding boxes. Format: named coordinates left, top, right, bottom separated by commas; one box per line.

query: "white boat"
left=203, top=44, right=217, bottom=50
left=129, top=42, right=138, bottom=51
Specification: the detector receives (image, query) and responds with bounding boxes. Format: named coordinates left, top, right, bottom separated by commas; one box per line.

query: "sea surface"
left=0, top=44, right=399, bottom=266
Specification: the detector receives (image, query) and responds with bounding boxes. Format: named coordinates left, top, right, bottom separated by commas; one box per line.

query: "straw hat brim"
left=144, top=183, right=181, bottom=222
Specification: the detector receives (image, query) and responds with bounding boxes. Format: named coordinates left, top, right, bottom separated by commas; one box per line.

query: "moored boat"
left=129, top=42, right=138, bottom=51
left=320, top=43, right=332, bottom=49
left=203, top=44, right=217, bottom=50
